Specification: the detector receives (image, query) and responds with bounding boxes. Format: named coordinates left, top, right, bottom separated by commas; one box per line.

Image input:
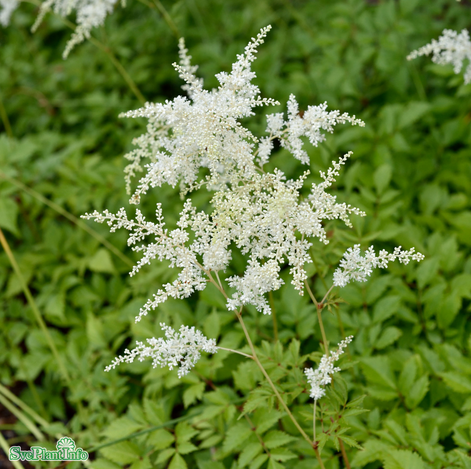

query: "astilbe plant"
left=83, top=26, right=424, bottom=467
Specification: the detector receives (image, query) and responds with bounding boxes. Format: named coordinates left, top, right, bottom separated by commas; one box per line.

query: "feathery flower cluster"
left=304, top=336, right=354, bottom=401
left=105, top=323, right=217, bottom=378
left=84, top=26, right=369, bottom=320
left=407, top=29, right=471, bottom=84
left=32, top=0, right=123, bottom=58
left=0, top=0, right=17, bottom=26
left=333, top=244, right=425, bottom=288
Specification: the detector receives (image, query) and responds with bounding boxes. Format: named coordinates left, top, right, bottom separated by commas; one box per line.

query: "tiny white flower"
left=304, top=336, right=353, bottom=400
left=333, top=244, right=425, bottom=288
left=407, top=29, right=471, bottom=84
left=105, top=323, right=218, bottom=378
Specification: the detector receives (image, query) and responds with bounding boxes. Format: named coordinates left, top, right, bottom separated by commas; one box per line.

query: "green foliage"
left=1, top=0, right=471, bottom=468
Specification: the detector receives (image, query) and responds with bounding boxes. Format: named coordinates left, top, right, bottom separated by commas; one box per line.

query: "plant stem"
left=0, top=173, right=134, bottom=268
left=235, top=308, right=325, bottom=468
left=305, top=280, right=329, bottom=357
left=24, top=0, right=146, bottom=105
left=203, top=272, right=325, bottom=467
left=313, top=399, right=317, bottom=442
left=339, top=438, right=351, bottom=469
left=153, top=0, right=180, bottom=39
left=0, top=228, right=71, bottom=384
left=217, top=347, right=253, bottom=359
left=0, top=432, right=23, bottom=469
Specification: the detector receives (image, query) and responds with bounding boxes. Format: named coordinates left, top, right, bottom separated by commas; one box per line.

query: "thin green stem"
left=153, top=0, right=180, bottom=39
left=313, top=399, right=317, bottom=443
left=0, top=173, right=134, bottom=268
left=0, top=393, right=45, bottom=441
left=217, top=346, right=253, bottom=359
left=23, top=0, right=145, bottom=104
left=235, top=309, right=325, bottom=468
left=305, top=280, right=329, bottom=356
left=0, top=94, right=13, bottom=137
left=0, top=432, right=23, bottom=469
left=0, top=228, right=71, bottom=384
left=339, top=438, right=351, bottom=469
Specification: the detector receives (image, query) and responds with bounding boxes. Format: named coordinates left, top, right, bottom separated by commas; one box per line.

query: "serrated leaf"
left=147, top=429, right=174, bottom=450
left=351, top=439, right=391, bottom=466
left=99, top=441, right=141, bottom=465
left=238, top=442, right=263, bottom=468
left=177, top=441, right=198, bottom=455
left=183, top=382, right=205, bottom=408
left=269, top=448, right=296, bottom=462
left=382, top=449, right=425, bottom=469
left=254, top=410, right=284, bottom=434
left=406, top=375, right=429, bottom=409
left=199, top=434, right=222, bottom=449
left=439, top=372, right=471, bottom=393
left=169, top=453, right=187, bottom=469
left=249, top=454, right=268, bottom=469
left=267, top=458, right=285, bottom=469
left=175, top=422, right=198, bottom=442
left=102, top=417, right=143, bottom=440
left=361, top=356, right=396, bottom=389
left=143, top=398, right=164, bottom=425
left=339, top=435, right=362, bottom=449
left=223, top=422, right=252, bottom=452
left=156, top=448, right=176, bottom=465
left=375, top=326, right=402, bottom=349
left=92, top=459, right=122, bottom=469
left=263, top=430, right=296, bottom=449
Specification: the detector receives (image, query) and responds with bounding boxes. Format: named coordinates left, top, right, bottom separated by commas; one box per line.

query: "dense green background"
left=1, top=0, right=471, bottom=468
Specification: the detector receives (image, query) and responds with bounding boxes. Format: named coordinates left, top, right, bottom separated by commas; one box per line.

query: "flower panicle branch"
left=304, top=336, right=354, bottom=401
left=105, top=323, right=218, bottom=378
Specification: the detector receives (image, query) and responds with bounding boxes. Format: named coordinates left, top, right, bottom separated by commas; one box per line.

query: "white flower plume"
left=407, top=29, right=471, bottom=84
left=32, top=0, right=123, bottom=58
left=333, top=244, right=425, bottom=288
left=83, top=27, right=368, bottom=320
left=305, top=336, right=353, bottom=401
left=105, top=323, right=218, bottom=377
left=0, top=0, right=18, bottom=26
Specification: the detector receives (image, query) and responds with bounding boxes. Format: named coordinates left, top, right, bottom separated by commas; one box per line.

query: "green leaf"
left=0, top=197, right=19, bottom=235
left=361, top=356, right=396, bottom=389
left=373, top=296, right=401, bottom=324
left=238, top=442, right=263, bottom=468
left=382, top=449, right=425, bottom=469
left=254, top=410, right=284, bottom=434
left=375, top=326, right=402, bottom=349
left=268, top=448, right=296, bottom=462
left=177, top=441, right=198, bottom=455
left=439, top=372, right=471, bottom=393
left=156, top=448, right=176, bottom=465
left=147, top=429, right=174, bottom=450
left=263, top=430, right=296, bottom=449
left=406, top=375, right=429, bottom=409
left=223, top=422, right=252, bottom=452
left=169, top=453, right=188, bottom=469
left=351, top=439, right=391, bottom=466
left=267, top=458, right=285, bottom=469
left=183, top=382, right=205, bottom=408
left=143, top=399, right=164, bottom=425
left=397, top=101, right=430, bottom=129
left=88, top=248, right=115, bottom=273
left=175, top=422, right=198, bottom=442
left=204, top=308, right=220, bottom=339
left=102, top=417, right=143, bottom=440
left=92, top=459, right=122, bottom=469
left=99, top=441, right=142, bottom=465
left=249, top=454, right=268, bottom=469
left=374, top=164, right=392, bottom=195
